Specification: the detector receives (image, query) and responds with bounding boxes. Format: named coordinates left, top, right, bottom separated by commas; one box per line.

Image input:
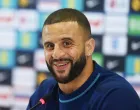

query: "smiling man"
left=27, top=8, right=140, bottom=110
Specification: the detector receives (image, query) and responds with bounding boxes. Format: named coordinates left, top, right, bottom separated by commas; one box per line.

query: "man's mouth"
left=53, top=62, right=70, bottom=70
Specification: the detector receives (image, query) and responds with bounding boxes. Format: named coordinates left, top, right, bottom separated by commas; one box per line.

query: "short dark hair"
left=43, top=8, right=91, bottom=38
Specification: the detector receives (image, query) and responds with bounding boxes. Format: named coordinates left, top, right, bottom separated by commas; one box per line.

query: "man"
left=27, top=8, right=140, bottom=110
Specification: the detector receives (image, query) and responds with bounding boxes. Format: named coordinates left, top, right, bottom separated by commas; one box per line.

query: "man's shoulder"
left=94, top=63, right=139, bottom=100
left=95, top=62, right=134, bottom=90
left=89, top=68, right=140, bottom=110
left=33, top=77, right=57, bottom=97
left=97, top=71, right=136, bottom=95
left=40, top=77, right=57, bottom=89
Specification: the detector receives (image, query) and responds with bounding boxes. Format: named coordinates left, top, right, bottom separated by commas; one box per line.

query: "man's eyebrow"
left=43, top=41, right=52, bottom=46
left=43, top=38, right=74, bottom=46
left=61, top=38, right=74, bottom=42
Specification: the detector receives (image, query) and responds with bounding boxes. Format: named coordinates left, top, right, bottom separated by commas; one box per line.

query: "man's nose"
left=52, top=45, right=65, bottom=59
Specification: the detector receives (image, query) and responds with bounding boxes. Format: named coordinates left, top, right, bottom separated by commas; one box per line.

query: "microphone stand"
left=29, top=101, right=41, bottom=110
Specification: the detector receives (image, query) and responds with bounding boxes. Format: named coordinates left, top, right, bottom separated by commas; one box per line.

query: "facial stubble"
left=46, top=53, right=86, bottom=84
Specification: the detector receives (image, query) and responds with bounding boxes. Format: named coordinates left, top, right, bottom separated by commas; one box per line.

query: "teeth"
left=54, top=62, right=68, bottom=66
left=58, top=64, right=65, bottom=66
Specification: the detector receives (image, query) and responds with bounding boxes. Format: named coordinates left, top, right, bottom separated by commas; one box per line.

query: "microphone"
left=29, top=92, right=52, bottom=110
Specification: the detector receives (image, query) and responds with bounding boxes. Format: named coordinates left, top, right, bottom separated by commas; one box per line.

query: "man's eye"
left=63, top=41, right=72, bottom=47
left=45, top=43, right=54, bottom=50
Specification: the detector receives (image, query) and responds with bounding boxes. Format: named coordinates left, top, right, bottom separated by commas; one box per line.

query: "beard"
left=46, top=53, right=86, bottom=84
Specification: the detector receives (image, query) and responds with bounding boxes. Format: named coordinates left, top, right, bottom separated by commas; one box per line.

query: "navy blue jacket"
left=27, top=62, right=140, bottom=110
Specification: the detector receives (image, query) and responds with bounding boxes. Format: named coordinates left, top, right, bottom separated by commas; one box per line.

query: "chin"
left=54, top=73, right=70, bottom=84
left=56, top=77, right=69, bottom=84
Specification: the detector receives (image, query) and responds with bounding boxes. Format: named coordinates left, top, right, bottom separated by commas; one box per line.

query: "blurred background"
left=0, top=0, right=140, bottom=110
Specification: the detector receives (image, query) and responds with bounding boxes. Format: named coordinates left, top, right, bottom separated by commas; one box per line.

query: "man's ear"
left=85, top=38, right=95, bottom=56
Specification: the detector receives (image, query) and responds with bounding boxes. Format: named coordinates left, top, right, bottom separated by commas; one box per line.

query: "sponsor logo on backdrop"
left=0, top=0, right=17, bottom=8
left=18, top=0, right=36, bottom=9
left=104, top=56, right=125, bottom=72
left=93, top=35, right=102, bottom=52
left=102, top=35, right=127, bottom=56
left=12, top=86, right=34, bottom=107
left=125, top=55, right=140, bottom=76
left=16, top=51, right=33, bottom=67
left=0, top=86, right=12, bottom=107
left=37, top=72, right=47, bottom=86
left=34, top=49, right=49, bottom=71
left=84, top=12, right=104, bottom=34
left=61, top=0, right=83, bottom=11
left=37, top=0, right=61, bottom=12
left=84, top=0, right=104, bottom=12
left=0, top=50, right=15, bottom=68
left=0, top=69, right=11, bottom=85
left=0, top=9, right=16, bottom=29
left=128, top=15, right=140, bottom=36
left=86, top=0, right=100, bottom=8
left=106, top=60, right=119, bottom=70
left=130, top=0, right=140, bottom=13
left=128, top=37, right=140, bottom=54
left=0, top=30, right=16, bottom=49
left=131, top=41, right=140, bottom=51
left=16, top=9, right=38, bottom=31
left=105, top=15, right=128, bottom=34
left=36, top=71, right=52, bottom=86
left=12, top=67, right=36, bottom=87
left=104, top=0, right=130, bottom=13
left=92, top=53, right=104, bottom=66
left=17, top=31, right=38, bottom=50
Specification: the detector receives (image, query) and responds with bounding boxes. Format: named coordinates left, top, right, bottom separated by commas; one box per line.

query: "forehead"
left=42, top=21, right=85, bottom=42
